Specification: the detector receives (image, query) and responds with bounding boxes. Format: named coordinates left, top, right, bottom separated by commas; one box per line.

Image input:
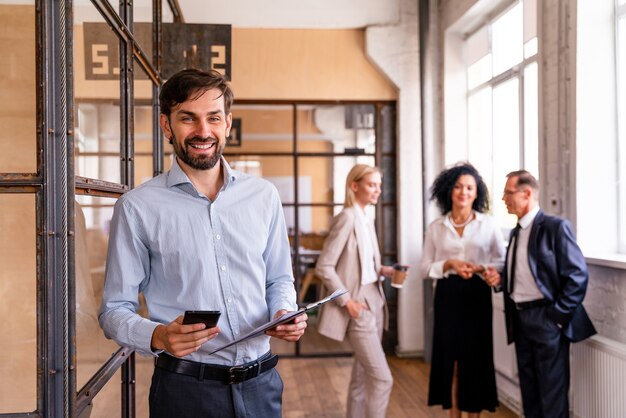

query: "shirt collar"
left=166, top=156, right=238, bottom=195
left=519, top=205, right=540, bottom=229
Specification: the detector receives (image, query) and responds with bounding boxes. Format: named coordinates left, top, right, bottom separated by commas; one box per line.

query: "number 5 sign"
left=83, top=22, right=231, bottom=81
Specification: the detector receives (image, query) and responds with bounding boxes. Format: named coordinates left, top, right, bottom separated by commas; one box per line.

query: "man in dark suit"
left=484, top=170, right=596, bottom=418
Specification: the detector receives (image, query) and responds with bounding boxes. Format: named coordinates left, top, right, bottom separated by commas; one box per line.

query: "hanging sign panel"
left=83, top=22, right=231, bottom=80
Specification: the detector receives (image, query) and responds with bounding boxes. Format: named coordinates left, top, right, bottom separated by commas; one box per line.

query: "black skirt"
left=428, top=274, right=499, bottom=413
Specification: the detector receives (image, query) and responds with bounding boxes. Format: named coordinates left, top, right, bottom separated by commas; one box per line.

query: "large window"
left=577, top=0, right=626, bottom=257
left=446, top=0, right=537, bottom=229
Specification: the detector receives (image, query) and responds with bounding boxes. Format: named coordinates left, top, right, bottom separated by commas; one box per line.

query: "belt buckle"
left=227, top=364, right=254, bottom=384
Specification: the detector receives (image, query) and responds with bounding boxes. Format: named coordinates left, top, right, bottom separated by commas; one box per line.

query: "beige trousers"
left=346, top=283, right=394, bottom=418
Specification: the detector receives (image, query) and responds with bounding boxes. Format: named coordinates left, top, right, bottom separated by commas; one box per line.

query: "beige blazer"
left=315, top=207, right=388, bottom=341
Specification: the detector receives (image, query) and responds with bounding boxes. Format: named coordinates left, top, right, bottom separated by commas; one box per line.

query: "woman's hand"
left=344, top=299, right=367, bottom=319
left=444, top=259, right=477, bottom=279
left=379, top=265, right=395, bottom=278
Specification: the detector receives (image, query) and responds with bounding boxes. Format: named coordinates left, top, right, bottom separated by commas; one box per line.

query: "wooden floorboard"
left=278, top=356, right=520, bottom=418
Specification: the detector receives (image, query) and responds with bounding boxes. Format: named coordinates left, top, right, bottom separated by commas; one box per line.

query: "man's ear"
left=160, top=114, right=172, bottom=142
left=523, top=187, right=533, bottom=200
left=225, top=112, right=233, bottom=137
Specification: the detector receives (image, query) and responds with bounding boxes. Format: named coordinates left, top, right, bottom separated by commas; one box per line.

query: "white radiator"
left=572, top=335, right=626, bottom=418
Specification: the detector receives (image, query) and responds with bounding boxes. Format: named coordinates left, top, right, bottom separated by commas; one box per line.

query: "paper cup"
left=391, top=264, right=409, bottom=288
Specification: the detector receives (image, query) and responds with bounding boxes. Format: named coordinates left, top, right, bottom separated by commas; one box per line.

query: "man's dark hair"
left=159, top=68, right=234, bottom=116
left=430, top=162, right=490, bottom=214
left=506, top=170, right=539, bottom=194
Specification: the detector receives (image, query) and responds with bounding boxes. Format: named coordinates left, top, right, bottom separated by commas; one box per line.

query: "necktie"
left=509, top=223, right=521, bottom=294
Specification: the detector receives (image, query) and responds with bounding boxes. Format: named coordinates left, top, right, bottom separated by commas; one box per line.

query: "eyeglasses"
left=502, top=189, right=523, bottom=196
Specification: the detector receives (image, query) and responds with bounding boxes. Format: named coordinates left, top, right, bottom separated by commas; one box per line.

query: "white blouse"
left=354, top=205, right=378, bottom=285
left=418, top=211, right=506, bottom=280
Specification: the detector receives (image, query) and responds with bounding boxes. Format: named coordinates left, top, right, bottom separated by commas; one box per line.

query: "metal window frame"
left=465, top=10, right=539, bottom=204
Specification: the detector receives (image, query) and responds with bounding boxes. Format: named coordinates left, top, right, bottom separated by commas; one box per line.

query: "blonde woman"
left=315, top=164, right=394, bottom=418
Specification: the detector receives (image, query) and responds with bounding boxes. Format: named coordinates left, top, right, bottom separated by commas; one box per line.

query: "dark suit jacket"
left=503, top=210, right=596, bottom=344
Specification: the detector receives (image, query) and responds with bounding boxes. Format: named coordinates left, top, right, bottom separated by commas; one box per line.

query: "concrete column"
left=366, top=0, right=423, bottom=355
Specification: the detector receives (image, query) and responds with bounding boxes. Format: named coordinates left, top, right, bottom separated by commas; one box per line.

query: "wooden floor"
left=67, top=317, right=519, bottom=418
left=278, top=355, right=519, bottom=418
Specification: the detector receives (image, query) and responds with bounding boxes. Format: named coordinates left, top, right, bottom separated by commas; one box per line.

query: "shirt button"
left=221, top=265, right=226, bottom=271
left=227, top=297, right=232, bottom=303
left=216, top=234, right=221, bottom=240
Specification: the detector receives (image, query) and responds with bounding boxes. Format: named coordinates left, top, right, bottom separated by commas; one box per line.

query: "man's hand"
left=265, top=310, right=308, bottom=342
left=482, top=266, right=502, bottom=288
left=151, top=315, right=220, bottom=357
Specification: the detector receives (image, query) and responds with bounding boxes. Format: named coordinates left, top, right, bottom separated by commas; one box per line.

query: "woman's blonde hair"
left=344, top=164, right=381, bottom=207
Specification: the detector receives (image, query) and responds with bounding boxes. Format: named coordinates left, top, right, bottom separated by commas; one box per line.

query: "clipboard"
left=207, top=288, right=348, bottom=355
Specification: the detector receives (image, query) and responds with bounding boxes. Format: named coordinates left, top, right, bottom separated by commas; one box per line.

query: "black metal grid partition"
left=0, top=0, right=168, bottom=417
left=0, top=1, right=397, bottom=416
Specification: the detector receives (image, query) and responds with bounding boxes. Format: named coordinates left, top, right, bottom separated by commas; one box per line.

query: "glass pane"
left=524, top=37, right=538, bottom=58
left=467, top=54, right=492, bottom=90
left=229, top=105, right=294, bottom=153
left=297, top=155, right=375, bottom=204
left=87, top=367, right=121, bottom=418
left=294, top=207, right=352, bottom=355
left=380, top=104, right=395, bottom=154
left=75, top=3, right=123, bottom=184
left=0, top=194, right=36, bottom=413
left=381, top=155, right=396, bottom=203
left=134, top=97, right=154, bottom=186
left=492, top=3, right=523, bottom=76
left=467, top=87, right=493, bottom=196
left=135, top=54, right=156, bottom=99
left=162, top=0, right=174, bottom=23
left=523, top=62, right=539, bottom=177
left=84, top=354, right=152, bottom=417
left=382, top=205, right=398, bottom=255
left=299, top=105, right=376, bottom=154
left=225, top=155, right=295, bottom=196
left=131, top=0, right=156, bottom=82
left=492, top=77, right=520, bottom=228
left=0, top=1, right=36, bottom=173
left=75, top=197, right=118, bottom=392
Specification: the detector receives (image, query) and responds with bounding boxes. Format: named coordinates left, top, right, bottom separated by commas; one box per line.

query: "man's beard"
left=171, top=133, right=224, bottom=170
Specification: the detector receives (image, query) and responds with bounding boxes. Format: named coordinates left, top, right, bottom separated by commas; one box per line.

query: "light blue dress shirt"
left=99, top=157, right=297, bottom=366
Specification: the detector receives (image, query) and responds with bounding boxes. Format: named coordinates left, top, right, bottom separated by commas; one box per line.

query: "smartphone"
left=182, top=310, right=221, bottom=329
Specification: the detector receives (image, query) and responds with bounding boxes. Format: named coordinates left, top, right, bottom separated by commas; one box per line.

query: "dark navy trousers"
left=513, top=305, right=571, bottom=418
left=149, top=366, right=283, bottom=418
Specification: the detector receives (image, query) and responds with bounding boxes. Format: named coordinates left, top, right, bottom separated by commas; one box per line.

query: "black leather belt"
left=514, top=298, right=551, bottom=311
left=155, top=352, right=278, bottom=384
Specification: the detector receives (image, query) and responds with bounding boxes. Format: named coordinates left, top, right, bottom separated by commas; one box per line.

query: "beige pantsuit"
left=315, top=207, right=393, bottom=418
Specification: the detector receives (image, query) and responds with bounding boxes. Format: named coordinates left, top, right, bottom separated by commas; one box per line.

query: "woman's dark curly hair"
left=429, top=162, right=490, bottom=214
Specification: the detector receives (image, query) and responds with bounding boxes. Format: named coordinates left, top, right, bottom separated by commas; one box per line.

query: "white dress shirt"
left=418, top=211, right=505, bottom=280
left=509, top=206, right=544, bottom=302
